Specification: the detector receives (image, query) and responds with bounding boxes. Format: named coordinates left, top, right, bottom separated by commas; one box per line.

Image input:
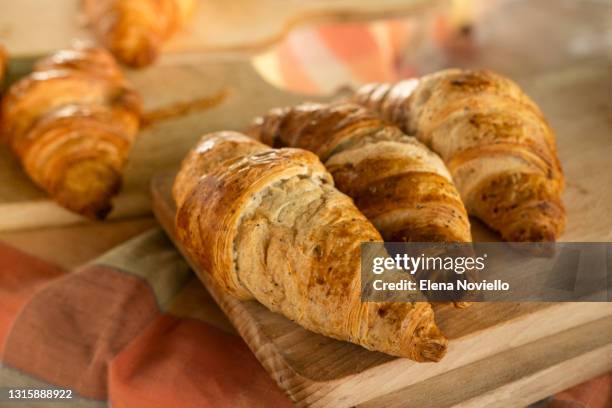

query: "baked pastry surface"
left=1, top=44, right=141, bottom=219
left=173, top=131, right=448, bottom=362
left=84, top=0, right=197, bottom=67
left=354, top=69, right=565, bottom=242
left=249, top=102, right=472, bottom=243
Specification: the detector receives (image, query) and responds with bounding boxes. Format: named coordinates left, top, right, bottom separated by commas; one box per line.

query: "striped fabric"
left=0, top=229, right=609, bottom=406
left=551, top=374, right=612, bottom=408
left=249, top=1, right=506, bottom=96
left=251, top=18, right=418, bottom=95
left=0, top=229, right=292, bottom=407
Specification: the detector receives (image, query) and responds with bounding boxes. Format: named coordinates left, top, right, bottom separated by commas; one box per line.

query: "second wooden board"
left=0, top=0, right=441, bottom=58
left=151, top=173, right=612, bottom=408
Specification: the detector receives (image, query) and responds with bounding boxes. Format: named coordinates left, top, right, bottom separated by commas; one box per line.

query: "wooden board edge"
left=359, top=316, right=612, bottom=408
left=459, top=345, right=612, bottom=408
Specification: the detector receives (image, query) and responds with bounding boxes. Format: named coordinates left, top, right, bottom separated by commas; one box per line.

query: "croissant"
left=248, top=102, right=472, bottom=243
left=354, top=69, right=565, bottom=242
left=0, top=44, right=6, bottom=87
left=1, top=44, right=142, bottom=219
left=174, top=131, right=448, bottom=362
left=84, top=0, right=197, bottom=68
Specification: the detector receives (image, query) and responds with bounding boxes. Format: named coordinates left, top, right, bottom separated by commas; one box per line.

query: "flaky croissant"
left=174, top=131, right=448, bottom=362
left=84, top=0, right=197, bottom=68
left=0, top=44, right=6, bottom=87
left=1, top=44, right=142, bottom=219
left=248, top=102, right=472, bottom=243
left=354, top=69, right=565, bottom=242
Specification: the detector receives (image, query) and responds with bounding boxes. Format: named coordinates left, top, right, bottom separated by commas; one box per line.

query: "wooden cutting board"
left=151, top=173, right=612, bottom=407
left=361, top=316, right=612, bottom=407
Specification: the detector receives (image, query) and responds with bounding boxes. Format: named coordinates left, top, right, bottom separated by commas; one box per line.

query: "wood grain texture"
left=151, top=173, right=612, bottom=407
left=360, top=316, right=612, bottom=407
left=0, top=0, right=440, bottom=58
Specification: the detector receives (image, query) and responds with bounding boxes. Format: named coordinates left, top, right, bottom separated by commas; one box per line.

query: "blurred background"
left=0, top=0, right=610, bottom=289
left=251, top=0, right=611, bottom=95
left=2, top=0, right=611, bottom=91
left=0, top=1, right=610, bottom=407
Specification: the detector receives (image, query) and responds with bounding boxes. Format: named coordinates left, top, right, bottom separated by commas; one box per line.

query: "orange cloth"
left=109, top=315, right=292, bottom=408
left=0, top=243, right=63, bottom=352
left=0, top=240, right=292, bottom=406
left=552, top=374, right=612, bottom=408
left=0, top=238, right=608, bottom=407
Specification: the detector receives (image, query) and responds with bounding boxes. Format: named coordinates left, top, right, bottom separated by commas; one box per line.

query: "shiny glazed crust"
left=354, top=69, right=565, bottom=242
left=248, top=102, right=472, bottom=243
left=1, top=44, right=142, bottom=219
left=173, top=131, right=448, bottom=362
left=84, top=0, right=197, bottom=67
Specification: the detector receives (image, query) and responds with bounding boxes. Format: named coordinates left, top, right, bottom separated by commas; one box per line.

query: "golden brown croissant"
left=354, top=69, right=565, bottom=242
left=174, top=131, right=448, bottom=362
left=0, top=44, right=6, bottom=87
left=248, top=102, right=472, bottom=243
left=84, top=0, right=197, bottom=68
left=1, top=44, right=142, bottom=219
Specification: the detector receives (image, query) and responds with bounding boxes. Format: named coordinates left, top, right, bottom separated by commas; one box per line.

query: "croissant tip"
left=453, top=301, right=472, bottom=309
left=408, top=319, right=448, bottom=362
left=112, top=33, right=160, bottom=68
left=122, top=52, right=158, bottom=69
left=60, top=197, right=114, bottom=221
left=54, top=160, right=122, bottom=221
left=92, top=202, right=113, bottom=220
left=418, top=335, right=448, bottom=362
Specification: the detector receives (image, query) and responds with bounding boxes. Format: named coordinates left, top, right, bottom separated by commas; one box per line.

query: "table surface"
left=0, top=218, right=157, bottom=270
left=0, top=1, right=610, bottom=406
